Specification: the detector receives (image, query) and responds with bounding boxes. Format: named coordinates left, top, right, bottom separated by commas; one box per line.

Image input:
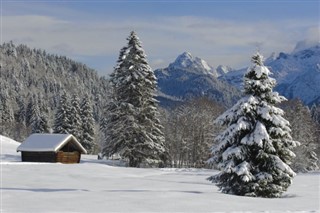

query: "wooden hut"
left=17, top=134, right=87, bottom=164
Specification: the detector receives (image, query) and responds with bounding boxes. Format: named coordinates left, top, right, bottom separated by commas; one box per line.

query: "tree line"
left=0, top=35, right=319, bottom=175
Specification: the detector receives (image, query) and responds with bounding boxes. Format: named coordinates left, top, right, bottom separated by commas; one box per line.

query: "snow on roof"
left=16, top=134, right=87, bottom=154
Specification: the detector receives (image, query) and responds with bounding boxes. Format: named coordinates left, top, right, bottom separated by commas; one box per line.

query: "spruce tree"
left=69, top=94, right=82, bottom=139
left=53, top=92, right=72, bottom=134
left=311, top=104, right=320, bottom=125
left=31, top=97, right=50, bottom=134
left=208, top=53, right=299, bottom=198
left=25, top=95, right=35, bottom=127
left=80, top=95, right=95, bottom=153
left=102, top=31, right=166, bottom=167
left=16, top=97, right=26, bottom=126
left=0, top=96, right=14, bottom=124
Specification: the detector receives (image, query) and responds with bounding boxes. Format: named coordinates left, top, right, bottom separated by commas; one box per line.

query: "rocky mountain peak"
left=168, top=52, right=214, bottom=76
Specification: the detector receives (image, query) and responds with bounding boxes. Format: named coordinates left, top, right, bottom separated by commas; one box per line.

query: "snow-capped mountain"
left=219, top=44, right=320, bottom=105
left=155, top=52, right=241, bottom=107
left=216, top=65, right=235, bottom=76
left=168, top=52, right=216, bottom=76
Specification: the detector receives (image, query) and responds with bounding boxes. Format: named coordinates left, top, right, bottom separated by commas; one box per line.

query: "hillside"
left=0, top=135, right=21, bottom=162
left=0, top=41, right=109, bottom=114
left=0, top=42, right=109, bottom=140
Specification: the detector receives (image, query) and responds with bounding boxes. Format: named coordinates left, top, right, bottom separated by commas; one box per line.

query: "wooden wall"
left=56, top=151, right=80, bottom=164
left=21, top=151, right=81, bottom=163
left=21, top=152, right=56, bottom=162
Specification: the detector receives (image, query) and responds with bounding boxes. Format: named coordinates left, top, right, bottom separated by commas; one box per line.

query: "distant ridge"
left=219, top=44, right=320, bottom=105
left=155, top=52, right=241, bottom=108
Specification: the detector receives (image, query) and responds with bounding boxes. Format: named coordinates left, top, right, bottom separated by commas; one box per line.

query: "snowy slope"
left=219, top=44, right=320, bottom=105
left=1, top=135, right=319, bottom=212
left=0, top=135, right=21, bottom=162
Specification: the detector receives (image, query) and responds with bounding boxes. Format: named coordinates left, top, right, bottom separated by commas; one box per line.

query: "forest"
left=0, top=39, right=320, bottom=174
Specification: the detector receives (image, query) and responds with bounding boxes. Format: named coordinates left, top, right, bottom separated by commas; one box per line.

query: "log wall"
left=56, top=151, right=80, bottom=164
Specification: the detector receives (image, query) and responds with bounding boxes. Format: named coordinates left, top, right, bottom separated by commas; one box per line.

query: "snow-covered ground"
left=1, top=135, right=319, bottom=212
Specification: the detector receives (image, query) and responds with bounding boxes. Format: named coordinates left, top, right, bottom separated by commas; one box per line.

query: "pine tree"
left=102, top=31, right=167, bottom=167
left=69, top=94, right=82, bottom=139
left=25, top=95, right=36, bottom=128
left=208, top=53, right=299, bottom=198
left=80, top=95, right=95, bottom=153
left=0, top=96, right=14, bottom=124
left=0, top=95, right=14, bottom=136
left=16, top=97, right=26, bottom=126
left=31, top=97, right=50, bottom=134
left=53, top=92, right=72, bottom=134
left=30, top=99, right=40, bottom=133
left=311, top=104, right=320, bottom=125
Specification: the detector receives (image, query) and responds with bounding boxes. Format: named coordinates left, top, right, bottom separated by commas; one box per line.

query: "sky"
left=1, top=0, right=319, bottom=76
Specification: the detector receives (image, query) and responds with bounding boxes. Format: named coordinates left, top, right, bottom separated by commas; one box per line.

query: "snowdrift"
left=1, top=135, right=319, bottom=212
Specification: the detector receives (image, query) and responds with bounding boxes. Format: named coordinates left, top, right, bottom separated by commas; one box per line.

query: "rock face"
left=219, top=44, right=320, bottom=105
left=155, top=52, right=241, bottom=108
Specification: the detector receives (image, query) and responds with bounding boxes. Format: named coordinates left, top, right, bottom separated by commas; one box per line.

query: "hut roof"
left=17, top=134, right=87, bottom=154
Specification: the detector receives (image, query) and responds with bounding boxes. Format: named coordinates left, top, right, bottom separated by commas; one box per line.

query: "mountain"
left=155, top=52, right=241, bottom=107
left=0, top=42, right=109, bottom=140
left=216, top=65, right=235, bottom=77
left=168, top=52, right=216, bottom=76
left=219, top=44, right=320, bottom=105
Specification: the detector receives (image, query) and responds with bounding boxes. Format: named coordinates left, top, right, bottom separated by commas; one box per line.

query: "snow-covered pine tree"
left=0, top=95, right=14, bottom=124
left=16, top=97, right=26, bottom=126
left=208, top=53, right=299, bottom=198
left=30, top=99, right=41, bottom=133
left=53, top=92, right=72, bottom=134
left=311, top=104, right=320, bottom=125
left=0, top=94, right=14, bottom=136
left=102, top=31, right=167, bottom=167
left=25, top=95, right=35, bottom=127
left=80, top=95, right=95, bottom=153
left=69, top=94, right=82, bottom=139
left=31, top=96, right=50, bottom=134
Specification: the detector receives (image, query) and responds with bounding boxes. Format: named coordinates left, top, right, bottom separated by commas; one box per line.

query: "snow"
left=253, top=65, right=271, bottom=78
left=170, top=52, right=214, bottom=75
left=200, top=58, right=211, bottom=71
left=1, top=135, right=319, bottom=212
left=0, top=135, right=21, bottom=162
left=16, top=133, right=87, bottom=154
left=222, top=146, right=243, bottom=161
left=241, top=122, right=269, bottom=148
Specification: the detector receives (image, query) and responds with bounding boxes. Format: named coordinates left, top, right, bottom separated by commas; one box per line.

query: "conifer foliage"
left=208, top=53, right=299, bottom=198
left=53, top=92, right=96, bottom=153
left=80, top=95, right=95, bottom=153
left=102, top=31, right=166, bottom=167
left=69, top=94, right=82, bottom=139
left=53, top=92, right=72, bottom=134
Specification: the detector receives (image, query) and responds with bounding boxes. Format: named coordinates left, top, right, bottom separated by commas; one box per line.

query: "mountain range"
left=155, top=42, right=320, bottom=107
left=1, top=40, right=319, bottom=118
left=154, top=52, right=241, bottom=108
left=219, top=43, right=320, bottom=105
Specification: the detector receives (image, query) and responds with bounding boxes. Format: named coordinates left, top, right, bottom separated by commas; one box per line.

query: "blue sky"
left=1, top=0, right=319, bottom=75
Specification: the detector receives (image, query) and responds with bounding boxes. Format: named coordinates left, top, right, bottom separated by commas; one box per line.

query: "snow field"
left=1, top=136, right=319, bottom=212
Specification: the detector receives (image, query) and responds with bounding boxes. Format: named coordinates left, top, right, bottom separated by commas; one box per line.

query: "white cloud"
left=2, top=14, right=317, bottom=74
